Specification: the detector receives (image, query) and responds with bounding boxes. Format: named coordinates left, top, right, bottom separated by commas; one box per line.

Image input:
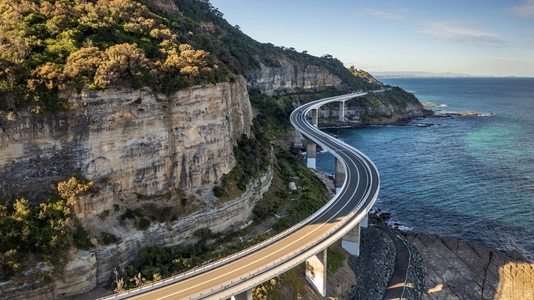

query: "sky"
left=209, top=0, right=534, bottom=77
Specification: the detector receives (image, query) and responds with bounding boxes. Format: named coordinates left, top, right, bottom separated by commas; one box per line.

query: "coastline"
left=312, top=169, right=534, bottom=299
left=421, top=102, right=496, bottom=117
left=66, top=165, right=534, bottom=300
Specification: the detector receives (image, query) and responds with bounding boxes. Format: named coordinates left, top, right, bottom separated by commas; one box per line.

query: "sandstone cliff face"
left=0, top=165, right=271, bottom=300
left=245, top=60, right=343, bottom=95
left=317, top=99, right=429, bottom=124
left=0, top=77, right=267, bottom=298
left=0, top=77, right=251, bottom=211
left=94, top=163, right=273, bottom=286
left=0, top=160, right=271, bottom=299
left=347, top=101, right=428, bottom=122
left=0, top=250, right=97, bottom=300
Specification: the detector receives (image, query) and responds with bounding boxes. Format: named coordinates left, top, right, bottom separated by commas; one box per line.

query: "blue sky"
left=209, top=0, right=534, bottom=77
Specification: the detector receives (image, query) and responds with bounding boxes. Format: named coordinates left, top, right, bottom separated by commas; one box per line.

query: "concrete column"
left=360, top=214, right=369, bottom=228
left=231, top=289, right=252, bottom=300
left=294, top=129, right=303, bottom=149
left=310, top=108, right=318, bottom=127
left=306, top=139, right=316, bottom=169
left=339, top=102, right=345, bottom=122
left=335, top=157, right=345, bottom=194
left=305, top=248, right=327, bottom=297
left=342, top=222, right=361, bottom=256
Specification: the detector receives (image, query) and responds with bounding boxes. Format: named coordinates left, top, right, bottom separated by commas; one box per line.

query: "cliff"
left=245, top=60, right=344, bottom=95
left=317, top=88, right=431, bottom=126
left=318, top=99, right=429, bottom=125
left=1, top=77, right=251, bottom=206
left=0, top=77, right=278, bottom=298
left=0, top=1, right=434, bottom=300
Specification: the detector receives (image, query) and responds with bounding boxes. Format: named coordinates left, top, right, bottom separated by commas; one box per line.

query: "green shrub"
left=101, top=232, right=121, bottom=245
left=158, top=206, right=176, bottom=223
left=327, top=246, right=345, bottom=274
left=134, top=208, right=144, bottom=218
left=0, top=176, right=93, bottom=281
left=212, top=186, right=228, bottom=198
left=73, top=223, right=94, bottom=250
left=99, top=209, right=110, bottom=220
left=121, top=208, right=136, bottom=220
left=136, top=218, right=151, bottom=231
left=194, top=228, right=213, bottom=240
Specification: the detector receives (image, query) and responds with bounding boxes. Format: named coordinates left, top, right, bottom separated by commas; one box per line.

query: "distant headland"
left=372, top=71, right=499, bottom=78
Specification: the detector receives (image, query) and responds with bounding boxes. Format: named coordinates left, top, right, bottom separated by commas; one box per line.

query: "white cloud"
left=416, top=20, right=505, bottom=47
left=361, top=8, right=403, bottom=20
left=508, top=0, right=534, bottom=18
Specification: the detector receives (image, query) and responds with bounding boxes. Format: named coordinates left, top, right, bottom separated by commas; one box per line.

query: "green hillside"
left=0, top=0, right=380, bottom=113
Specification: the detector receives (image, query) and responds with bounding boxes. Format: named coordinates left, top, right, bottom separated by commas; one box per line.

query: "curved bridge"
left=106, top=92, right=380, bottom=299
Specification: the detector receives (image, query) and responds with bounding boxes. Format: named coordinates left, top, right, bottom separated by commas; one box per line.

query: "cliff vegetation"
left=0, top=176, right=93, bottom=281
left=114, top=144, right=331, bottom=291
left=0, top=0, right=219, bottom=113
left=0, top=0, right=427, bottom=297
left=0, top=0, right=382, bottom=114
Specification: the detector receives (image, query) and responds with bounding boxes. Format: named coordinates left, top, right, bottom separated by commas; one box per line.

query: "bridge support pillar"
left=361, top=214, right=369, bottom=228
left=306, top=139, right=316, bottom=169
left=306, top=248, right=327, bottom=297
left=342, top=223, right=361, bottom=256
left=294, top=129, right=303, bottom=149
left=231, top=289, right=252, bottom=300
left=335, top=157, right=345, bottom=194
left=339, top=102, right=345, bottom=122
left=310, top=108, right=318, bottom=127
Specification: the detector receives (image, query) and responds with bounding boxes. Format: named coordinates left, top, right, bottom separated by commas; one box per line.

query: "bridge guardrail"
left=99, top=91, right=380, bottom=300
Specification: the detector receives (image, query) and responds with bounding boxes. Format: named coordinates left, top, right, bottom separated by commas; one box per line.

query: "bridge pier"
left=306, top=139, right=316, bottom=169
left=305, top=248, right=327, bottom=297
left=310, top=108, right=318, bottom=127
left=342, top=222, right=361, bottom=256
left=339, top=102, right=345, bottom=122
left=335, top=157, right=345, bottom=194
left=361, top=214, right=369, bottom=228
left=230, top=289, right=252, bottom=300
left=294, top=129, right=303, bottom=149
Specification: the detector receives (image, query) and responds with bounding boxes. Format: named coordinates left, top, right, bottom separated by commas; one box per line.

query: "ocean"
left=315, top=77, right=534, bottom=261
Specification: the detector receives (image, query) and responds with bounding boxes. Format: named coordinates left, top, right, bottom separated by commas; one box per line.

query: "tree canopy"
left=0, top=0, right=383, bottom=113
left=0, top=0, right=217, bottom=112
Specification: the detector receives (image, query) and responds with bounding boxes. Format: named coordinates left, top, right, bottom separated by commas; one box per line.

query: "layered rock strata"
left=0, top=77, right=252, bottom=214
left=317, top=102, right=430, bottom=125
left=0, top=77, right=274, bottom=299
left=245, top=60, right=343, bottom=95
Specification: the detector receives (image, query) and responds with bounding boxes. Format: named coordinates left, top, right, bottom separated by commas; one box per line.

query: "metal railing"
left=99, top=92, right=380, bottom=300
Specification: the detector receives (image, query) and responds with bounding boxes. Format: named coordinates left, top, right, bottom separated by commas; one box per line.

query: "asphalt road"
left=111, top=93, right=380, bottom=300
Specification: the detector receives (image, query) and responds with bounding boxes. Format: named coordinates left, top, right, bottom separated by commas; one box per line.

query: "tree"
left=28, top=62, right=66, bottom=91
left=11, top=198, right=30, bottom=223
left=160, top=44, right=211, bottom=77
left=57, top=176, right=94, bottom=206
left=94, top=43, right=152, bottom=88
left=64, top=46, right=104, bottom=79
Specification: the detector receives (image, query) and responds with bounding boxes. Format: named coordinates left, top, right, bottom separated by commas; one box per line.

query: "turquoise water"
left=316, top=78, right=534, bottom=260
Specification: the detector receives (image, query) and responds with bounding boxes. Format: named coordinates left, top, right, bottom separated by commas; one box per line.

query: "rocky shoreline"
left=348, top=226, right=396, bottom=300
left=341, top=206, right=533, bottom=300
left=65, top=165, right=534, bottom=300
left=313, top=170, right=533, bottom=300
left=421, top=102, right=496, bottom=117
